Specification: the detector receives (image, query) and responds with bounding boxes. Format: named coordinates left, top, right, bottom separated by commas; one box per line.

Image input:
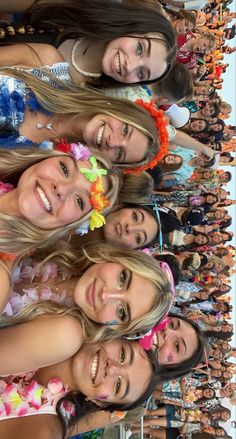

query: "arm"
left=0, top=43, right=63, bottom=69
left=172, top=130, right=215, bottom=160
left=0, top=315, right=84, bottom=375
left=0, top=414, right=62, bottom=439
left=69, top=410, right=126, bottom=435
left=0, top=260, right=12, bottom=313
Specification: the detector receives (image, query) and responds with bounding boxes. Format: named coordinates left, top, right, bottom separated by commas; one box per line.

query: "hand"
left=202, top=146, right=214, bottom=161
left=197, top=65, right=207, bottom=77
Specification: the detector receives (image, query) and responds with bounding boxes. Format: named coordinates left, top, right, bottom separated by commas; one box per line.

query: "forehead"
left=125, top=127, right=149, bottom=163
left=130, top=271, right=156, bottom=318
left=77, top=157, right=109, bottom=194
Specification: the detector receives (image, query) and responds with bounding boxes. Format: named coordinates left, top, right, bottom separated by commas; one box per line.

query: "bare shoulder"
left=37, top=314, right=84, bottom=356
left=27, top=43, right=64, bottom=66
left=0, top=414, right=62, bottom=439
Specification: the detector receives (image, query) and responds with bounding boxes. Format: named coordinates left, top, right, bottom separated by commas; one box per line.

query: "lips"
left=35, top=182, right=52, bottom=213
left=87, top=280, right=96, bottom=308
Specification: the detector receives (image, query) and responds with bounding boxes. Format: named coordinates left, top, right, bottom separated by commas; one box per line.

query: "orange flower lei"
left=90, top=178, right=110, bottom=211
left=0, top=253, right=16, bottom=262
left=124, top=99, right=169, bottom=174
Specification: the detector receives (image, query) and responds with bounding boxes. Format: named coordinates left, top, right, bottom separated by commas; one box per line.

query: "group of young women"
left=0, top=0, right=219, bottom=438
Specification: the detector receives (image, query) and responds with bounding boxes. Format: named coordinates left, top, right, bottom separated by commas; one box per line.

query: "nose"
left=104, top=358, right=121, bottom=378
left=125, top=56, right=139, bottom=74
left=124, top=223, right=130, bottom=235
left=52, top=181, right=74, bottom=202
left=101, top=288, right=125, bottom=304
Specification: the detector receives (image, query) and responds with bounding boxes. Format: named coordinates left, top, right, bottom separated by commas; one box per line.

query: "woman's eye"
left=137, top=42, right=143, bottom=56
left=132, top=211, right=138, bottom=222
left=117, top=303, right=127, bottom=323
left=123, top=123, right=129, bottom=136
left=60, top=161, right=69, bottom=177
left=169, top=320, right=174, bottom=329
left=120, top=346, right=126, bottom=364
left=175, top=341, right=180, bottom=353
left=136, top=233, right=141, bottom=245
left=116, top=147, right=123, bottom=162
left=119, top=269, right=127, bottom=288
left=116, top=377, right=121, bottom=395
left=76, top=195, right=84, bottom=211
left=137, top=67, right=144, bottom=81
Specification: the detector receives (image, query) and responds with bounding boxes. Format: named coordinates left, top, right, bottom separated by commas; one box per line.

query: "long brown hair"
left=23, top=0, right=176, bottom=85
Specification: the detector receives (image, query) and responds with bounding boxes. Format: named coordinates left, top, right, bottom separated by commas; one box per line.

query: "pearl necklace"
left=70, top=39, right=102, bottom=78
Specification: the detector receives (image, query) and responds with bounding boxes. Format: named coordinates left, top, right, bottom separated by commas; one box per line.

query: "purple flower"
left=71, top=143, right=91, bottom=161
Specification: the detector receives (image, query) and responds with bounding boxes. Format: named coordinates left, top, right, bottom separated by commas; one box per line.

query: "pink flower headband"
left=55, top=141, right=110, bottom=233
left=138, top=261, right=175, bottom=351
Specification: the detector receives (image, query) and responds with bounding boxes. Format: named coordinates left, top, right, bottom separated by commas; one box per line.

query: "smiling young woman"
left=0, top=338, right=159, bottom=439
left=0, top=0, right=176, bottom=87
left=0, top=68, right=163, bottom=172
left=0, top=146, right=154, bottom=257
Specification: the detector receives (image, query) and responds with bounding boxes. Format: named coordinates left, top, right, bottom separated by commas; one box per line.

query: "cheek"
left=167, top=353, right=174, bottom=363
left=97, top=305, right=118, bottom=324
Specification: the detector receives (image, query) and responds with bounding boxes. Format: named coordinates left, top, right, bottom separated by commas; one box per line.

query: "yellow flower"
left=90, top=211, right=106, bottom=231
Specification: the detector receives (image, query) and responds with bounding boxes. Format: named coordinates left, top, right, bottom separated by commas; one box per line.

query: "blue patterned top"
left=0, top=75, right=52, bottom=149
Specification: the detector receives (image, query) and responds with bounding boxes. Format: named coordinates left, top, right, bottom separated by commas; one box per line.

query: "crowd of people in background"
left=0, top=1, right=235, bottom=439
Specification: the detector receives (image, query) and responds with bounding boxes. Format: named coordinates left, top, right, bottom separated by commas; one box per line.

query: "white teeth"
left=96, top=124, right=105, bottom=146
left=153, top=333, right=159, bottom=349
left=114, top=53, right=121, bottom=74
left=36, top=185, right=51, bottom=212
left=91, top=353, right=98, bottom=381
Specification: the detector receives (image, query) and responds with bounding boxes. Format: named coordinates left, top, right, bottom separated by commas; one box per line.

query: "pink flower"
left=39, top=287, right=53, bottom=300
left=47, top=379, right=65, bottom=395
left=3, top=384, right=29, bottom=416
left=19, top=265, right=37, bottom=282
left=0, top=398, right=6, bottom=416
left=23, top=381, right=44, bottom=409
left=39, top=262, right=58, bottom=282
left=0, top=181, right=14, bottom=195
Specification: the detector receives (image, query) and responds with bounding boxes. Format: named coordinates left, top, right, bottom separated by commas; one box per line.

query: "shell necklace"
left=71, top=39, right=102, bottom=78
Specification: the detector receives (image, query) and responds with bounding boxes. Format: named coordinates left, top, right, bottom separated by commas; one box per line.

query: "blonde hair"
left=0, top=148, right=152, bottom=255
left=0, top=67, right=160, bottom=169
left=0, top=243, right=173, bottom=343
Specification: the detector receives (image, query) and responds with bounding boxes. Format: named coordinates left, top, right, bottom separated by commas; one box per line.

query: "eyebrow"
left=139, top=210, right=148, bottom=244
left=145, top=38, right=152, bottom=80
left=121, top=344, right=135, bottom=400
left=178, top=321, right=187, bottom=355
left=125, top=271, right=132, bottom=322
left=181, top=337, right=187, bottom=355
left=123, top=125, right=133, bottom=163
left=70, top=156, right=78, bottom=173
left=146, top=38, right=151, bottom=57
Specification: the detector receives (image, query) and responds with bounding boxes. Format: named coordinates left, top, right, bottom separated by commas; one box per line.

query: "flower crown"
left=124, top=99, right=169, bottom=174
left=138, top=261, right=175, bottom=351
left=55, top=141, right=110, bottom=233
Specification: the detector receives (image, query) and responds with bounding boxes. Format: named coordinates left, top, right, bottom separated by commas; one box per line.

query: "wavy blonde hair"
left=0, top=67, right=159, bottom=169
left=0, top=243, right=173, bottom=342
left=0, top=148, right=152, bottom=255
